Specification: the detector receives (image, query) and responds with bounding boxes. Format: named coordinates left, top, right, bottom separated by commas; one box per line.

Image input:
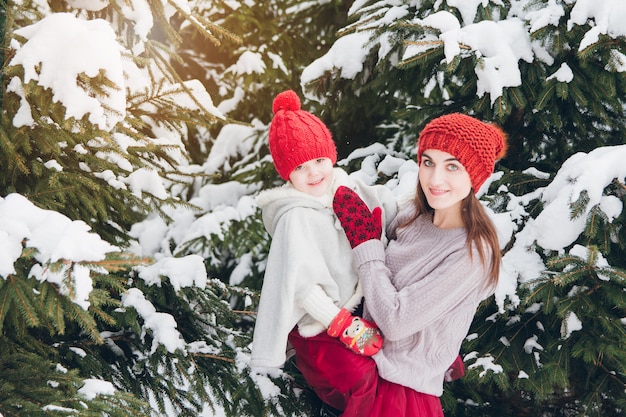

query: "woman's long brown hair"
left=406, top=183, right=501, bottom=286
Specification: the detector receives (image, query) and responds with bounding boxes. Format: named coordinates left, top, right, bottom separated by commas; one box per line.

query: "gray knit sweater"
left=353, top=203, right=495, bottom=397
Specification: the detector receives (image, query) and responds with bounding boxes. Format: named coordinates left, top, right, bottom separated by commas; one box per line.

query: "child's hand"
left=332, top=186, right=382, bottom=249
left=327, top=308, right=383, bottom=356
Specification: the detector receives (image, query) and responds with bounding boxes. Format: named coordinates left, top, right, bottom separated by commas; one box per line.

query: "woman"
left=289, top=113, right=506, bottom=416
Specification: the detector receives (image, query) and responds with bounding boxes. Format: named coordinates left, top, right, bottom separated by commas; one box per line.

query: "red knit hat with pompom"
left=417, top=113, right=507, bottom=192
left=268, top=90, right=337, bottom=180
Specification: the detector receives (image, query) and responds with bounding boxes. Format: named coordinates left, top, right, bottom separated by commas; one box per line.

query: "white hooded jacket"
left=250, top=168, right=397, bottom=368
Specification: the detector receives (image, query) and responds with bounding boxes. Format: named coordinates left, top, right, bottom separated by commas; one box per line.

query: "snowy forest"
left=0, top=0, right=625, bottom=416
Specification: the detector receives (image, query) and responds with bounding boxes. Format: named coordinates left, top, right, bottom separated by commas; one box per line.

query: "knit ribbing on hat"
left=268, top=90, right=337, bottom=180
left=417, top=113, right=506, bottom=192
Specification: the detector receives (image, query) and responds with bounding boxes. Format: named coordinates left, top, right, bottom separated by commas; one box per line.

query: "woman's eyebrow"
left=421, top=152, right=460, bottom=162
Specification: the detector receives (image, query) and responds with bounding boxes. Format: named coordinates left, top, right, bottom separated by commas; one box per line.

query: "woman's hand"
left=332, top=186, right=382, bottom=248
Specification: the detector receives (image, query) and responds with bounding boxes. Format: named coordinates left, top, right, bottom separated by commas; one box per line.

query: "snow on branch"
left=0, top=193, right=117, bottom=309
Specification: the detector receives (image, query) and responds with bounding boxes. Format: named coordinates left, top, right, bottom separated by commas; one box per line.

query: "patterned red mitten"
left=444, top=354, right=465, bottom=382
left=332, top=186, right=382, bottom=249
left=327, top=308, right=383, bottom=356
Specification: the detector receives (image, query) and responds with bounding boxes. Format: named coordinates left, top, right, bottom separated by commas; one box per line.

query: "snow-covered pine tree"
left=1, top=0, right=356, bottom=414
left=0, top=0, right=296, bottom=415
left=0, top=205, right=153, bottom=415
left=298, top=1, right=626, bottom=416
left=4, top=0, right=623, bottom=415
left=303, top=0, right=626, bottom=170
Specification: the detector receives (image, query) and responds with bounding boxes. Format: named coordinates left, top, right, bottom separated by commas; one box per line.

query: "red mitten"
left=327, top=308, right=383, bottom=356
left=444, top=354, right=465, bottom=382
left=332, top=186, right=382, bottom=249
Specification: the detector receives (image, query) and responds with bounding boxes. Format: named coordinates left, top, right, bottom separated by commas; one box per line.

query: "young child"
left=250, top=90, right=397, bottom=372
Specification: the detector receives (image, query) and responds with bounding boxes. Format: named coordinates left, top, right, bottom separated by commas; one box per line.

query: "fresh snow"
left=4, top=0, right=626, bottom=415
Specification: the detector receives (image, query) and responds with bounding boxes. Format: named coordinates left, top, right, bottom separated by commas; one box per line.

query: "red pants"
left=288, top=329, right=444, bottom=417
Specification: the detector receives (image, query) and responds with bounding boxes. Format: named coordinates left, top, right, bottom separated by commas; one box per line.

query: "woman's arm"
left=353, top=240, right=487, bottom=341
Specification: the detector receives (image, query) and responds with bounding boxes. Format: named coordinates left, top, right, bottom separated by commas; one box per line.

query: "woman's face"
left=289, top=157, right=334, bottom=197
left=418, top=149, right=472, bottom=218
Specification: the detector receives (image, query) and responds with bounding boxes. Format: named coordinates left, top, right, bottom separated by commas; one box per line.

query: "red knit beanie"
left=417, top=113, right=507, bottom=192
left=268, top=90, right=337, bottom=180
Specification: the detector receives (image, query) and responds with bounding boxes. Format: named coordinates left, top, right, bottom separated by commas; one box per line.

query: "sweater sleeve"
left=353, top=240, right=488, bottom=342
left=301, top=285, right=342, bottom=327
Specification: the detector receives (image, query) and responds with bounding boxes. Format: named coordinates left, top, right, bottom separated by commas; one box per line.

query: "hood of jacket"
left=256, top=168, right=353, bottom=236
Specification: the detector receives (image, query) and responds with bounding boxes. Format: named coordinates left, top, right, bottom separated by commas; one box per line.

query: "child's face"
left=289, top=158, right=334, bottom=197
